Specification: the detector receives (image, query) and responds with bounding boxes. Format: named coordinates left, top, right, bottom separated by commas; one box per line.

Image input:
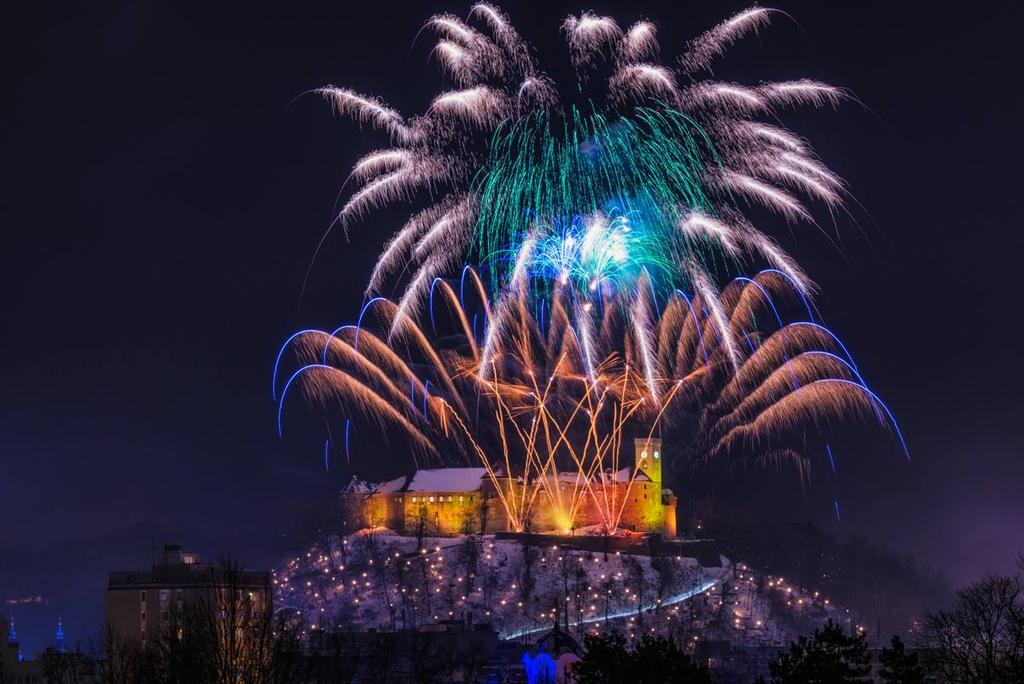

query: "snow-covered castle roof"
left=343, top=468, right=488, bottom=495
left=407, top=468, right=488, bottom=492
left=343, top=466, right=654, bottom=496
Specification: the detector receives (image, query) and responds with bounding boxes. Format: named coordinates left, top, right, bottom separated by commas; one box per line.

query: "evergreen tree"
left=878, top=635, right=923, bottom=684
left=572, top=632, right=711, bottom=684
left=767, top=620, right=871, bottom=683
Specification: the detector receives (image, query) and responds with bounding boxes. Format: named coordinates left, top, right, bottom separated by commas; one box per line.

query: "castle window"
left=411, top=496, right=417, bottom=502
left=429, top=496, right=435, bottom=502
left=459, top=495, right=464, bottom=502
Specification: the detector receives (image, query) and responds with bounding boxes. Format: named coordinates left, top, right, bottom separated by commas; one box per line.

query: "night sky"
left=3, top=0, right=1023, bottom=656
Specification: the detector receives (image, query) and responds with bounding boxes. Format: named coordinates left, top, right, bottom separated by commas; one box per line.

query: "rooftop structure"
left=107, top=544, right=271, bottom=642
left=341, top=438, right=676, bottom=537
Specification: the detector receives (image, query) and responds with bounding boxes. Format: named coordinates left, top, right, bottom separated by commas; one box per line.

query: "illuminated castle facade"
left=341, top=438, right=677, bottom=538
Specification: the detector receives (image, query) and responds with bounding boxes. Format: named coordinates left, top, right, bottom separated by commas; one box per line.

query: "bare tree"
left=86, top=625, right=156, bottom=684
left=625, top=555, right=647, bottom=627
left=407, top=630, right=456, bottom=684
left=39, top=648, right=94, bottom=684
left=115, top=558, right=281, bottom=684
left=413, top=504, right=431, bottom=551
left=518, top=513, right=538, bottom=604
left=457, top=531, right=480, bottom=596
left=920, top=571, right=1024, bottom=683
left=477, top=495, right=491, bottom=535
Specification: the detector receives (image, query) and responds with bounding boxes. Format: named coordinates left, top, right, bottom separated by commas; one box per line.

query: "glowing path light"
left=500, top=578, right=718, bottom=640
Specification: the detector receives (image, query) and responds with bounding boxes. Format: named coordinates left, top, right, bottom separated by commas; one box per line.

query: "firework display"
left=279, top=5, right=905, bottom=533
left=316, top=4, right=844, bottom=315
left=275, top=267, right=905, bottom=533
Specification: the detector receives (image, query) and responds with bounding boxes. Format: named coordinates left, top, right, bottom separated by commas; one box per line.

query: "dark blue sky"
left=3, top=0, right=1023, bottom=656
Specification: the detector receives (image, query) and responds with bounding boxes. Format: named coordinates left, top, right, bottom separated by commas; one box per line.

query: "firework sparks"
left=276, top=269, right=906, bottom=533
left=310, top=5, right=850, bottom=305
left=280, top=5, right=904, bottom=532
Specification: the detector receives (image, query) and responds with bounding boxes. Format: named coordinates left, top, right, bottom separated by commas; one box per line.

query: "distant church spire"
left=55, top=617, right=65, bottom=653
left=7, top=617, right=16, bottom=644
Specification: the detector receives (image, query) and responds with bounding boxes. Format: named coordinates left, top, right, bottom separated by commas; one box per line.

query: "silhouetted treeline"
left=686, top=497, right=951, bottom=639
left=572, top=632, right=711, bottom=683
left=918, top=561, right=1024, bottom=682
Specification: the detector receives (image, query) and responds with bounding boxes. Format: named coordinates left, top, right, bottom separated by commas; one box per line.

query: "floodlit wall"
left=341, top=470, right=677, bottom=537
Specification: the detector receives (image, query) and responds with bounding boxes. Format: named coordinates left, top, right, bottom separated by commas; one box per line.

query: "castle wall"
left=479, top=478, right=674, bottom=537
left=400, top=491, right=482, bottom=536
left=341, top=476, right=677, bottom=538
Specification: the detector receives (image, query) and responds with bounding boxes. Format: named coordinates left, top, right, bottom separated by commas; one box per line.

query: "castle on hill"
left=341, top=438, right=677, bottom=538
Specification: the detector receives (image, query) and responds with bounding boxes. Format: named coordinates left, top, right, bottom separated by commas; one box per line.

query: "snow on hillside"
left=273, top=531, right=856, bottom=649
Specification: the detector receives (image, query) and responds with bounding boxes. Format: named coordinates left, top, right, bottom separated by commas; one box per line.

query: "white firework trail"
left=317, top=86, right=411, bottom=142
left=429, top=86, right=507, bottom=126
left=563, top=12, right=622, bottom=68
left=690, top=83, right=769, bottom=113
left=722, top=170, right=812, bottom=222
left=350, top=149, right=412, bottom=183
left=609, top=64, right=678, bottom=103
left=679, top=6, right=773, bottom=75
left=311, top=4, right=853, bottom=329
left=679, top=212, right=742, bottom=256
left=689, top=264, right=741, bottom=371
left=761, top=80, right=845, bottom=109
left=369, top=198, right=470, bottom=295
left=619, top=21, right=659, bottom=63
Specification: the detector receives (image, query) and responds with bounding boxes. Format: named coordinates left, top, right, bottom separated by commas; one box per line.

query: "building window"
left=411, top=496, right=417, bottom=502
left=429, top=496, right=435, bottom=502
left=459, top=495, right=464, bottom=502
left=140, top=590, right=147, bottom=603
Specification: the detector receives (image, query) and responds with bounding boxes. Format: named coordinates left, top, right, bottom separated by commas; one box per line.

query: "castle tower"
left=55, top=617, right=65, bottom=653
left=634, top=437, right=662, bottom=484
